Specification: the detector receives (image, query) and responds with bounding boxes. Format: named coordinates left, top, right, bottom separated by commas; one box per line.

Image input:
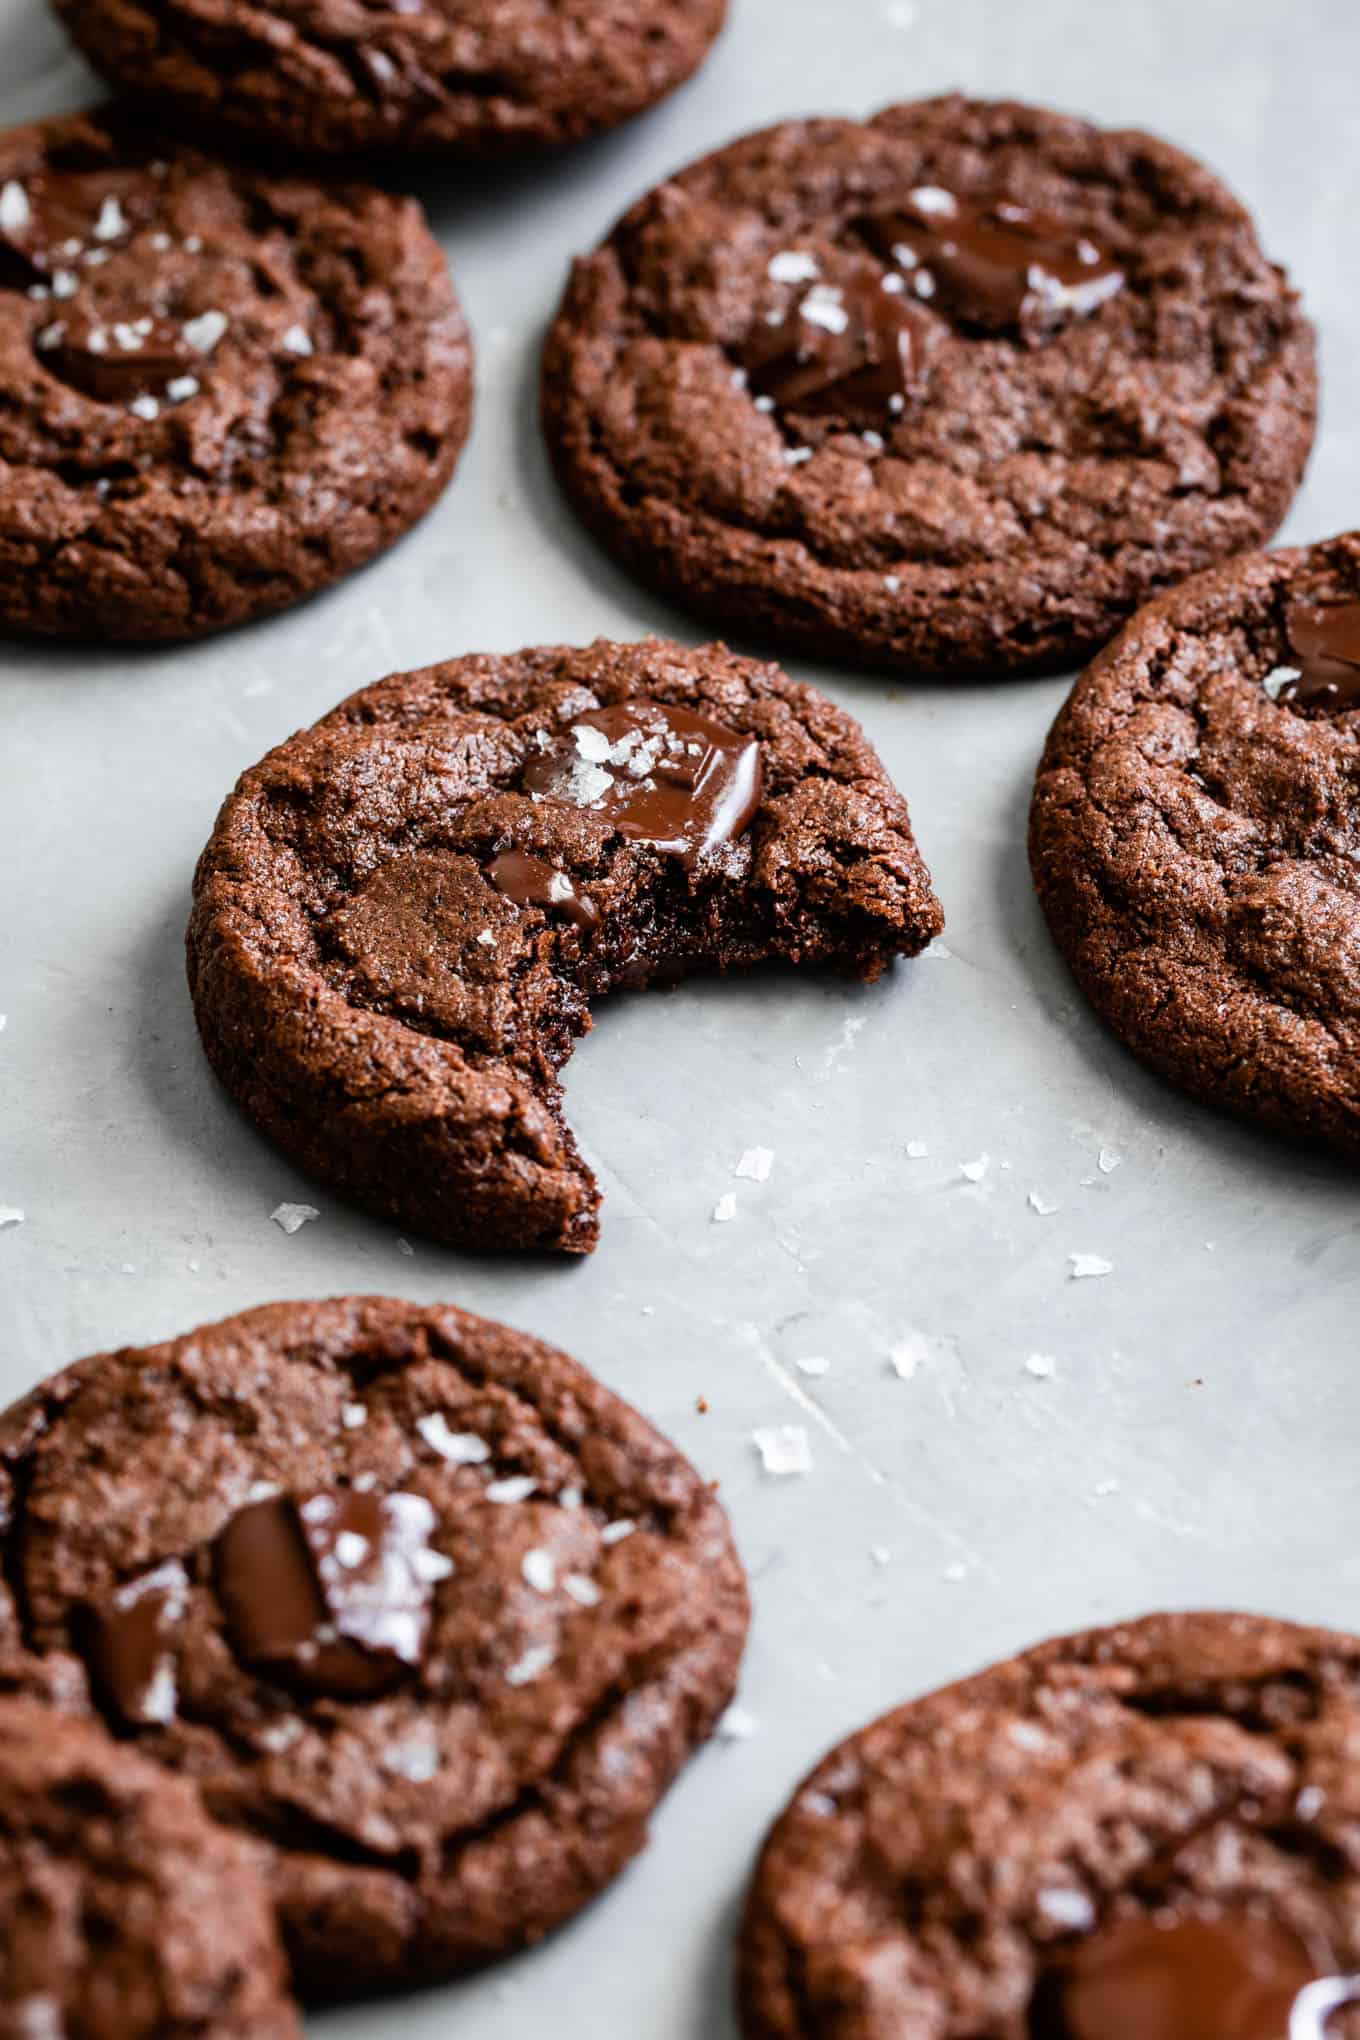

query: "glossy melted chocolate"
left=35, top=308, right=196, bottom=403
left=488, top=849, right=599, bottom=930
left=743, top=273, right=928, bottom=413
left=1035, top=1915, right=1317, bottom=2040
left=1275, top=599, right=1360, bottom=713
left=84, top=1557, right=190, bottom=1727
left=522, top=700, right=762, bottom=869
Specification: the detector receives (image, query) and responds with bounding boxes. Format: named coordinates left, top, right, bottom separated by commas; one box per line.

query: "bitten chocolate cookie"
left=0, top=1297, right=749, bottom=1999
left=51, top=0, right=728, bottom=160
left=187, top=635, right=943, bottom=1251
left=1030, top=531, right=1360, bottom=1160
left=0, top=110, right=471, bottom=641
left=740, top=1612, right=1360, bottom=2039
left=0, top=1698, right=299, bottom=2038
left=543, top=95, right=1316, bottom=677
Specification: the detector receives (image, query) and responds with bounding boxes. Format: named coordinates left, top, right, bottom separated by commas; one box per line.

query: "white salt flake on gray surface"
left=1262, top=664, right=1300, bottom=699
left=870, top=1545, right=891, bottom=1566
left=563, top=1572, right=601, bottom=1607
left=712, top=1192, right=738, bottom=1223
left=1028, top=1190, right=1060, bottom=1216
left=505, top=1643, right=554, bottom=1687
left=183, top=308, right=227, bottom=353
left=1068, top=1252, right=1114, bottom=1280
left=905, top=1138, right=928, bottom=1158
left=1091, top=1478, right=1121, bottom=1498
left=281, top=322, right=313, bottom=355
left=795, top=1355, right=830, bottom=1377
left=1025, top=1352, right=1058, bottom=1379
left=397, top=1238, right=414, bottom=1256
left=341, top=1402, right=367, bottom=1429
left=941, top=1560, right=970, bottom=1583
left=270, top=1202, right=318, bottom=1234
left=1038, top=1888, right=1096, bottom=1931
left=521, top=1548, right=555, bottom=1593
left=752, top=1424, right=813, bottom=1476
left=767, top=249, right=819, bottom=283
left=0, top=1014, right=7, bottom=1031
left=735, top=1146, right=774, bottom=1182
left=601, top=1519, right=636, bottom=1545
left=716, top=1702, right=759, bottom=1741
left=417, top=1414, right=489, bottom=1463
left=959, top=1153, right=989, bottom=1183
left=486, top=1475, right=537, bottom=1504
left=1097, top=1148, right=1123, bottom=1174
left=0, top=1208, right=23, bottom=1230
left=0, top=182, right=30, bottom=231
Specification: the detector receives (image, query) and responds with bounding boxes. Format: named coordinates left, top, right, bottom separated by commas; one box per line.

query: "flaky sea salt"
left=1068, top=1253, right=1114, bottom=1280
left=93, top=195, right=125, bottom=241
left=1039, top=1888, right=1096, bottom=1931
left=341, top=1402, right=367, bottom=1429
left=905, top=1138, right=928, bottom=1158
left=166, top=375, right=199, bottom=402
left=1262, top=664, right=1300, bottom=700
left=767, top=250, right=819, bottom=284
left=281, top=323, right=313, bottom=355
left=752, top=1424, right=813, bottom=1476
left=716, top=1702, right=759, bottom=1741
left=1025, top=1352, right=1058, bottom=1380
left=959, top=1153, right=990, bottom=1183
left=521, top=1548, right=555, bottom=1593
left=795, top=1355, right=830, bottom=1378
left=563, top=1572, right=602, bottom=1607
left=270, top=1201, right=318, bottom=1234
left=1097, top=1148, right=1122, bottom=1174
left=735, top=1146, right=774, bottom=1183
left=1028, top=1190, right=1059, bottom=1216
left=601, top=1519, right=636, bottom=1545
left=183, top=309, right=227, bottom=354
left=712, top=1192, right=738, bottom=1223
left=505, top=1643, right=554, bottom=1687
left=0, top=182, right=31, bottom=231
left=417, top=1414, right=489, bottom=1463
left=0, top=1207, right=23, bottom=1230
left=486, top=1475, right=537, bottom=1504
left=128, top=394, right=160, bottom=420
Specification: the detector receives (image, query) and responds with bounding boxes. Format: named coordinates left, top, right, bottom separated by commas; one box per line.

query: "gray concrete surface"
left=2, top=0, right=1358, bottom=2031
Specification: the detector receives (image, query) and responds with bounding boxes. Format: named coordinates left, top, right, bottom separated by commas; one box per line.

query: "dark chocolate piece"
left=84, top=1558, right=189, bottom=1726
left=742, top=274, right=928, bottom=413
left=1037, top=1915, right=1315, bottom=2040
left=489, top=849, right=599, bottom=929
left=1276, top=599, right=1360, bottom=712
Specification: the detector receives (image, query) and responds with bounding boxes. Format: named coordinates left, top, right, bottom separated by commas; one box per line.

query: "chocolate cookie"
left=0, top=1297, right=749, bottom=1999
left=0, top=109, right=471, bottom=641
left=51, top=0, right=728, bottom=160
left=739, top=1611, right=1360, bottom=2039
left=0, top=1697, right=299, bottom=2038
left=1030, top=531, right=1360, bottom=1160
left=187, top=636, right=943, bottom=1252
left=542, top=95, right=1316, bottom=677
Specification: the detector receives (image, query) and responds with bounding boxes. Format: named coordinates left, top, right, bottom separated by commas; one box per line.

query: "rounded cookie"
left=51, top=0, right=728, bottom=160
left=0, top=110, right=471, bottom=641
left=1030, top=530, right=1360, bottom=1160
left=543, top=94, right=1316, bottom=677
left=740, top=1611, right=1360, bottom=2039
left=187, top=635, right=943, bottom=1252
left=0, top=1297, right=749, bottom=2000
left=0, top=1697, right=299, bottom=2039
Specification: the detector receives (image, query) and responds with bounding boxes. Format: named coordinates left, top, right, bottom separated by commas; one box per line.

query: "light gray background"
left=2, top=0, right=1358, bottom=2031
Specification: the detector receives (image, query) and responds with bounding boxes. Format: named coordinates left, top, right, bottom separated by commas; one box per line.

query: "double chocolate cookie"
left=1030, top=531, right=1360, bottom=1161
left=543, top=95, right=1316, bottom=676
left=0, top=110, right=471, bottom=641
left=187, top=636, right=943, bottom=1252
left=740, top=1612, right=1360, bottom=2039
left=0, top=1698, right=299, bottom=2037
left=52, top=0, right=728, bottom=160
left=0, top=1297, right=749, bottom=1998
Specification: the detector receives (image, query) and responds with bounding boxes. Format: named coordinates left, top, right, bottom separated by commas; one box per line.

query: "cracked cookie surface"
left=51, top=0, right=728, bottom=159
left=0, top=1697, right=300, bottom=2038
left=1030, top=531, right=1360, bottom=1160
left=542, top=95, right=1316, bottom=677
left=0, top=109, right=471, bottom=641
left=739, top=1611, right=1360, bottom=2039
left=0, top=1297, right=749, bottom=1999
left=186, top=635, right=943, bottom=1252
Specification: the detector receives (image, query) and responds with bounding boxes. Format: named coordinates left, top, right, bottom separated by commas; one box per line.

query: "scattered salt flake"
left=884, top=573, right=901, bottom=592
left=128, top=394, right=159, bottom=420
left=712, top=1192, right=738, bottom=1223
left=1028, top=1190, right=1059, bottom=1216
left=1068, top=1253, right=1114, bottom=1280
left=1091, top=1478, right=1120, bottom=1498
left=521, top=1548, right=555, bottom=1594
left=0, top=1208, right=23, bottom=1230
left=0, top=182, right=31, bottom=231
left=754, top=392, right=775, bottom=412
left=281, top=322, right=313, bottom=355
left=165, top=374, right=199, bottom=401
left=905, top=1139, right=929, bottom=1158
left=476, top=929, right=496, bottom=947
left=14, top=1998, right=62, bottom=2040
left=51, top=271, right=77, bottom=299
left=258, top=1718, right=301, bottom=1753
left=396, top=1237, right=414, bottom=1256
left=486, top=1475, right=537, bottom=1505
left=1039, top=1888, right=1096, bottom=1931
left=1025, top=1352, right=1058, bottom=1380
left=959, top=1153, right=990, bottom=1183
left=505, top=1643, right=554, bottom=1687
left=716, top=1702, right=759, bottom=1741
left=601, top=1519, right=636, bottom=1545
left=735, top=1146, right=774, bottom=1183
left=558, top=1485, right=583, bottom=1510
left=183, top=308, right=227, bottom=354
left=341, top=1402, right=367, bottom=1429
left=870, top=1545, right=891, bottom=1567
left=93, top=195, right=125, bottom=240
left=767, top=249, right=819, bottom=284
left=270, top=1201, right=318, bottom=1235
left=941, top=1560, right=970, bottom=1584
left=752, top=1424, right=813, bottom=1477
left=563, top=1572, right=601, bottom=1607
left=795, top=1355, right=830, bottom=1378
left=0, top=1015, right=7, bottom=1032
left=383, top=1733, right=439, bottom=1783
left=800, top=283, right=849, bottom=333
left=1296, top=1785, right=1325, bottom=1820
left=417, top=1415, right=489, bottom=1464
left=784, top=445, right=813, bottom=466
left=1097, top=1147, right=1122, bottom=1174
left=183, top=234, right=203, bottom=253
left=1262, top=664, right=1300, bottom=700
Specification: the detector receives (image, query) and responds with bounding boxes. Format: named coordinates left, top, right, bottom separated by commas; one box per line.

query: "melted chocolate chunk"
left=84, top=1558, right=190, bottom=1727
left=861, top=186, right=1124, bottom=340
left=1274, top=599, right=1360, bottom=713
left=742, top=274, right=928, bottom=413
left=0, top=169, right=143, bottom=285
left=215, top=1489, right=451, bottom=1701
left=1033, top=1915, right=1317, bottom=2040
left=488, top=849, right=599, bottom=930
left=35, top=308, right=196, bottom=403
left=522, top=700, right=762, bottom=869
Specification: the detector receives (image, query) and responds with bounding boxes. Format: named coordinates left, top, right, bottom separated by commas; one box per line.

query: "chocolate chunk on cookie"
left=0, top=110, right=471, bottom=641
left=739, top=1612, right=1360, bottom=2039
left=51, top=0, right=728, bottom=160
left=0, top=1298, right=749, bottom=1999
left=543, top=95, right=1316, bottom=677
left=187, top=636, right=943, bottom=1252
left=0, top=1697, right=299, bottom=2038
left=1030, top=531, right=1360, bottom=1160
